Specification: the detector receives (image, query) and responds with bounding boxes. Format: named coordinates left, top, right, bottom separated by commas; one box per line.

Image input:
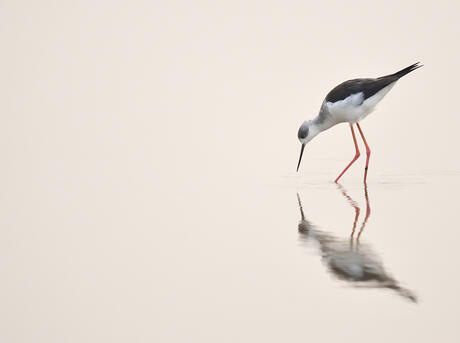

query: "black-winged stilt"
left=296, top=63, right=422, bottom=182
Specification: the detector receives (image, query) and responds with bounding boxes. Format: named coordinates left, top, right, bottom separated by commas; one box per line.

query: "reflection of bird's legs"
left=337, top=184, right=361, bottom=248
left=357, top=183, right=371, bottom=242
left=350, top=202, right=360, bottom=247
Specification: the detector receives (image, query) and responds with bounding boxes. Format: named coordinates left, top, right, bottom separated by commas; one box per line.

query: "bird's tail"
left=384, top=62, right=423, bottom=80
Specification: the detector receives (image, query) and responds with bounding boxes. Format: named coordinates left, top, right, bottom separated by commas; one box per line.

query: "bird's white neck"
left=308, top=112, right=336, bottom=140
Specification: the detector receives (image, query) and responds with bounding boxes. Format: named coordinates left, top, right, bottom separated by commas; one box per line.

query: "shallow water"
left=2, top=164, right=460, bottom=342
left=2, top=1, right=460, bottom=342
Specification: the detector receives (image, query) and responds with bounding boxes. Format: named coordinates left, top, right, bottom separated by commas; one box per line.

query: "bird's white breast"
left=325, top=82, right=396, bottom=123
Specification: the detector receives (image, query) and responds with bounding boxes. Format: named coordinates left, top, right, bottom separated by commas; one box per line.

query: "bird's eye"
left=298, top=126, right=308, bottom=139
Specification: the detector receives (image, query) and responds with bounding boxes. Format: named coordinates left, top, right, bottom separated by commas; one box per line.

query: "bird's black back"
left=325, top=62, right=422, bottom=103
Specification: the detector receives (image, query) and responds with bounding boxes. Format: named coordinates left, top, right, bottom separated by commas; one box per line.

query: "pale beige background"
left=1, top=1, right=460, bottom=342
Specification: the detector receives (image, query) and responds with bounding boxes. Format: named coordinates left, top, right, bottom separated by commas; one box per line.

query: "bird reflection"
left=297, top=184, right=417, bottom=302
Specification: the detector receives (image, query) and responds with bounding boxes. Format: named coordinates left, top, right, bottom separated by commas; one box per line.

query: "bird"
left=297, top=188, right=417, bottom=302
left=296, top=62, right=422, bottom=182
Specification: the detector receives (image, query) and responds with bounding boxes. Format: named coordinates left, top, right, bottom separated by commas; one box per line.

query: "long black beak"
left=296, top=143, right=305, bottom=172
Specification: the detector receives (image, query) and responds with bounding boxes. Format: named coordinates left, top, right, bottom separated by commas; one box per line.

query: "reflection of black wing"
left=325, top=63, right=422, bottom=103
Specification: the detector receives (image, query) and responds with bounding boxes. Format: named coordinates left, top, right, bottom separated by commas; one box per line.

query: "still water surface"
left=3, top=163, right=460, bottom=342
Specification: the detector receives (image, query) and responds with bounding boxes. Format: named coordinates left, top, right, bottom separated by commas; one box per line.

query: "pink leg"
left=356, top=123, right=371, bottom=182
left=334, top=124, right=360, bottom=183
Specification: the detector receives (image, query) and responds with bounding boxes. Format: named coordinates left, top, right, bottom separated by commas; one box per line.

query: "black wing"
left=325, top=63, right=422, bottom=103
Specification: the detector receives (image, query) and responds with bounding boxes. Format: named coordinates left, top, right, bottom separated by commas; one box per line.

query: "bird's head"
left=296, top=120, right=317, bottom=172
